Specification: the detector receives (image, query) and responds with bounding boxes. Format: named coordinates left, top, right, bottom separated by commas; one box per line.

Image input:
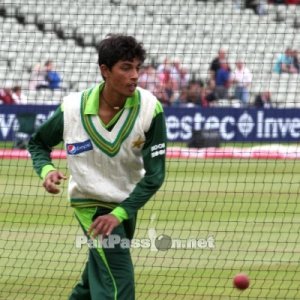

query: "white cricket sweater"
left=63, top=86, right=157, bottom=207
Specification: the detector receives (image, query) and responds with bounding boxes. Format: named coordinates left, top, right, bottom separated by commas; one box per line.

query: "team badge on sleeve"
left=66, top=139, right=93, bottom=155
left=151, top=143, right=165, bottom=158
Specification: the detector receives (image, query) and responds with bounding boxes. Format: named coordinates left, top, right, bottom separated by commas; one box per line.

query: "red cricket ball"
left=233, top=273, right=250, bottom=290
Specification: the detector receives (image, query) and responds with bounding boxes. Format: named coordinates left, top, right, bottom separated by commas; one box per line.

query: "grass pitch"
left=0, top=155, right=299, bottom=299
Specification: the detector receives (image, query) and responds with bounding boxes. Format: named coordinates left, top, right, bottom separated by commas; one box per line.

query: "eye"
left=121, top=65, right=131, bottom=71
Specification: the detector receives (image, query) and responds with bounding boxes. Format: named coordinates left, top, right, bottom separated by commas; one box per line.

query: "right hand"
left=88, top=214, right=120, bottom=238
left=43, top=170, right=67, bottom=194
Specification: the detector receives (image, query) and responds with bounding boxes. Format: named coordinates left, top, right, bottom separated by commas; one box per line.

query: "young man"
left=230, top=60, right=253, bottom=106
left=28, top=34, right=166, bottom=300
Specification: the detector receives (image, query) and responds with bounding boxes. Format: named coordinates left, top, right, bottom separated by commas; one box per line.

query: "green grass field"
left=0, top=156, right=300, bottom=299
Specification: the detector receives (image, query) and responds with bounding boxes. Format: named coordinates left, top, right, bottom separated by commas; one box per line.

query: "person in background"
left=170, top=57, right=190, bottom=99
left=245, top=0, right=267, bottom=15
left=0, top=86, right=27, bottom=105
left=11, top=86, right=27, bottom=104
left=292, top=49, right=300, bottom=73
left=155, top=78, right=175, bottom=106
left=209, top=48, right=230, bottom=84
left=0, top=87, right=14, bottom=104
left=37, top=60, right=62, bottom=90
left=156, top=58, right=176, bottom=106
left=273, top=48, right=298, bottom=74
left=186, top=80, right=204, bottom=107
left=174, top=79, right=212, bottom=108
left=230, top=59, right=253, bottom=106
left=29, top=63, right=47, bottom=90
left=193, top=78, right=217, bottom=107
left=156, top=57, right=172, bottom=89
left=138, top=64, right=160, bottom=95
left=254, top=91, right=272, bottom=108
left=215, top=60, right=231, bottom=100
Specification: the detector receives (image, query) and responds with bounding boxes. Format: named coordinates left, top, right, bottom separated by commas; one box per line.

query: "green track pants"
left=69, top=207, right=136, bottom=300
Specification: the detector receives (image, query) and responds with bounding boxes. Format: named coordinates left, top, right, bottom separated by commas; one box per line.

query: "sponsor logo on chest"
left=66, top=139, right=93, bottom=155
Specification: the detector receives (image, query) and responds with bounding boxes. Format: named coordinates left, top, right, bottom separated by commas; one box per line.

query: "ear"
left=100, top=64, right=110, bottom=80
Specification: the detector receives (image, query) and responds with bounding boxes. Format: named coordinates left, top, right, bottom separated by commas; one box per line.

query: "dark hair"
left=97, top=34, right=146, bottom=69
left=12, top=85, right=21, bottom=93
left=45, top=60, right=53, bottom=66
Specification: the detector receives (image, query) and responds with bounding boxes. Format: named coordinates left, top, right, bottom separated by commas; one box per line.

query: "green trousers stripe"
left=69, top=207, right=136, bottom=300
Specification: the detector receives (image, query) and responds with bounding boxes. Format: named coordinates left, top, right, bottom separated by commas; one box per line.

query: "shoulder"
left=63, top=91, right=82, bottom=102
left=136, top=87, right=163, bottom=130
left=245, top=67, right=252, bottom=75
left=62, top=92, right=82, bottom=110
left=137, top=87, right=163, bottom=112
left=211, top=57, right=218, bottom=63
left=137, top=86, right=158, bottom=104
left=210, top=58, right=219, bottom=67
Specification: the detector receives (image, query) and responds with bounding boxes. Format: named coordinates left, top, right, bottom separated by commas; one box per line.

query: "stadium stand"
left=0, top=0, right=300, bottom=106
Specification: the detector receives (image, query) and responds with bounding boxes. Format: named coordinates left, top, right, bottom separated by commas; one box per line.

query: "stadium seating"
left=0, top=0, right=300, bottom=106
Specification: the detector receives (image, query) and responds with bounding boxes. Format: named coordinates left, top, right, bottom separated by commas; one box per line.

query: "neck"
left=101, top=90, right=125, bottom=111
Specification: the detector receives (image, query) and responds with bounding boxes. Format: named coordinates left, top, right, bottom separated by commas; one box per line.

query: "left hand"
left=88, top=214, right=120, bottom=238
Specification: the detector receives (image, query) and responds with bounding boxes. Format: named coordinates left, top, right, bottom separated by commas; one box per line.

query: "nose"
left=131, top=68, right=139, bottom=80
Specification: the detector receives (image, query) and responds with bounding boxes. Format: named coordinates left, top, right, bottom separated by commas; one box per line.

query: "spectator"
left=29, top=63, right=47, bottom=90
left=175, top=80, right=208, bottom=107
left=245, top=0, right=267, bottom=15
left=273, top=48, right=298, bottom=74
left=186, top=80, right=204, bottom=107
left=0, top=88, right=14, bottom=104
left=254, top=91, right=272, bottom=108
left=292, top=50, right=300, bottom=73
left=156, top=57, right=176, bottom=106
left=155, top=80, right=175, bottom=106
left=230, top=59, right=253, bottom=106
left=11, top=86, right=27, bottom=104
left=209, top=48, right=229, bottom=83
left=268, top=0, right=285, bottom=3
left=215, top=60, right=231, bottom=100
left=174, top=86, right=189, bottom=106
left=37, top=60, right=62, bottom=90
left=288, top=0, right=300, bottom=3
left=156, top=57, right=172, bottom=82
left=0, top=86, right=27, bottom=105
left=138, top=64, right=160, bottom=95
left=170, top=57, right=190, bottom=96
left=204, top=78, right=217, bottom=103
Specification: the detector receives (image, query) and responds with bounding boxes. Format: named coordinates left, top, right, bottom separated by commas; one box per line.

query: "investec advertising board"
left=166, top=107, right=300, bottom=142
left=1, top=105, right=300, bottom=142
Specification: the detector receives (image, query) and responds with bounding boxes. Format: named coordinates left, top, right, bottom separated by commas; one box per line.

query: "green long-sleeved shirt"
left=28, top=85, right=166, bottom=221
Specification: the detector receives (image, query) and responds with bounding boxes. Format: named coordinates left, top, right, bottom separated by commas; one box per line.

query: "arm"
left=281, top=63, right=290, bottom=73
left=89, top=102, right=167, bottom=237
left=28, top=105, right=66, bottom=193
left=118, top=108, right=166, bottom=218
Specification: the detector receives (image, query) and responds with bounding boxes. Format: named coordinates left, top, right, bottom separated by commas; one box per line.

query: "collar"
left=84, top=82, right=139, bottom=115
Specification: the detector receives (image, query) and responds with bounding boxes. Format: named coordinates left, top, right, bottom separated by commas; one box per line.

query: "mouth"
left=128, top=83, right=137, bottom=93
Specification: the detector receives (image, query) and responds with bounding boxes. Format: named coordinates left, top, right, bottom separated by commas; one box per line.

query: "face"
left=219, top=50, right=226, bottom=59
left=101, top=58, right=142, bottom=98
left=46, top=62, right=53, bottom=71
left=286, top=49, right=292, bottom=57
left=236, top=61, right=243, bottom=69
